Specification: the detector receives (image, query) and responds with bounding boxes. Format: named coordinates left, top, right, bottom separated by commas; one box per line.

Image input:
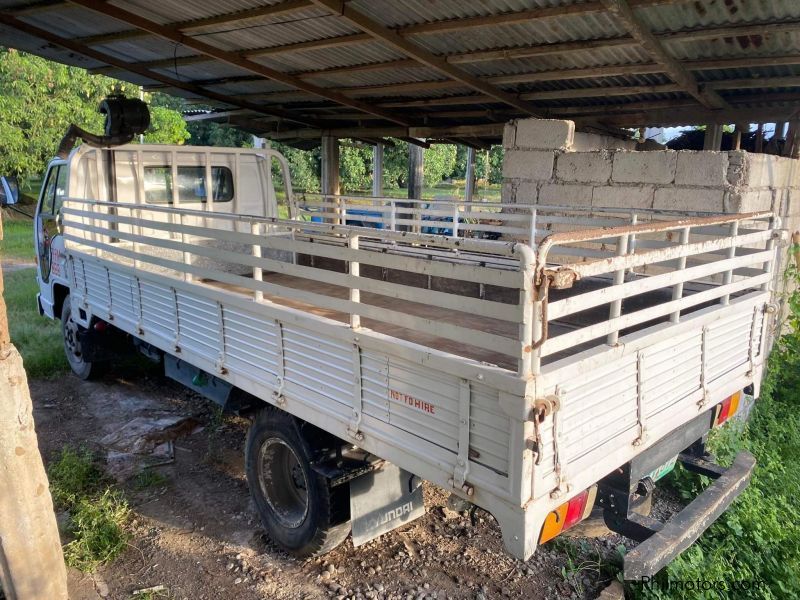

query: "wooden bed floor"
left=204, top=272, right=533, bottom=371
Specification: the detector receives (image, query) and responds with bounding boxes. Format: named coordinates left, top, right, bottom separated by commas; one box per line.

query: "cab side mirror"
left=0, top=175, right=20, bottom=206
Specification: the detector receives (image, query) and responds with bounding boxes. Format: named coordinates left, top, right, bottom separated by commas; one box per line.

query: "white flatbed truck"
left=34, top=143, right=783, bottom=578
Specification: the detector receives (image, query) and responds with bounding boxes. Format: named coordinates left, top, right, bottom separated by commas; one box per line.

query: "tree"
left=422, top=144, right=457, bottom=187
left=0, top=48, right=189, bottom=184
left=339, top=143, right=372, bottom=192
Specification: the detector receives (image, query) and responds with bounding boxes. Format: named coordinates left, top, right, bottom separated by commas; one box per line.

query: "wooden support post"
left=465, top=146, right=476, bottom=202
left=732, top=123, right=747, bottom=150
left=372, top=142, right=383, bottom=197
left=408, top=143, right=424, bottom=201
left=321, top=135, right=340, bottom=224
left=755, top=123, right=764, bottom=153
left=0, top=217, right=68, bottom=600
left=703, top=124, right=723, bottom=150
left=404, top=142, right=424, bottom=231
left=321, top=135, right=340, bottom=197
left=786, top=119, right=800, bottom=158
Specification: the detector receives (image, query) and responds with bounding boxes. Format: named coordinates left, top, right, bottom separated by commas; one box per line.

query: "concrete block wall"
left=502, top=118, right=800, bottom=236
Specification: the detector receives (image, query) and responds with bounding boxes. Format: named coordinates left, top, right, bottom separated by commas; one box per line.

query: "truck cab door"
left=35, top=161, right=68, bottom=318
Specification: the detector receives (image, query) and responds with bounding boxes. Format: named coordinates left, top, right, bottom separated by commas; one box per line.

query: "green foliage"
left=0, top=49, right=189, bottom=186
left=48, top=447, right=103, bottom=508
left=0, top=217, right=35, bottom=260
left=133, top=469, right=168, bottom=491
left=270, top=142, right=320, bottom=193
left=3, top=267, right=67, bottom=377
left=632, top=249, right=800, bottom=599
left=422, top=144, right=457, bottom=187
left=48, top=447, right=130, bottom=572
left=453, top=145, right=504, bottom=185
left=339, top=143, right=373, bottom=192
left=64, top=489, right=130, bottom=572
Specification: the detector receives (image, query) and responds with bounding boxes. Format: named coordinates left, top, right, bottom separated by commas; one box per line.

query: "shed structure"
left=0, top=0, right=799, bottom=147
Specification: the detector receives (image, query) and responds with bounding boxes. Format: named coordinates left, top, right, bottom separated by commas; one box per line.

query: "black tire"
left=61, top=295, right=102, bottom=380
left=245, top=407, right=350, bottom=557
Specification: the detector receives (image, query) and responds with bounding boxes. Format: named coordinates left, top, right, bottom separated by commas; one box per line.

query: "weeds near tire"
left=48, top=446, right=130, bottom=572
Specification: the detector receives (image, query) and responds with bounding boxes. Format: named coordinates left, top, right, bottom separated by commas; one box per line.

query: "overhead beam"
left=590, top=106, right=800, bottom=128
left=269, top=123, right=506, bottom=141
left=76, top=0, right=313, bottom=45
left=600, top=0, right=728, bottom=110
left=0, top=14, right=322, bottom=128
left=87, top=16, right=800, bottom=86
left=66, top=0, right=412, bottom=126
left=308, top=0, right=542, bottom=117
left=72, top=0, right=688, bottom=49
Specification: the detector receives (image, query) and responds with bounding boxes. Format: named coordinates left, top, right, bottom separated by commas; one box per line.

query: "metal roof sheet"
left=1, top=0, right=799, bottom=141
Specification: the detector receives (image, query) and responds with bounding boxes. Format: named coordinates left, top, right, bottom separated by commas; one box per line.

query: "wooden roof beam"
left=67, top=0, right=413, bottom=126
left=76, top=0, right=313, bottom=46
left=600, top=0, right=728, bottom=110
left=87, top=17, right=800, bottom=82
left=308, top=0, right=541, bottom=117
left=0, top=14, right=323, bottom=128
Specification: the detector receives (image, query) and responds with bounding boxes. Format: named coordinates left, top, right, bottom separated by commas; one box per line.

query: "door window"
left=53, top=166, right=69, bottom=213
left=39, top=166, right=60, bottom=214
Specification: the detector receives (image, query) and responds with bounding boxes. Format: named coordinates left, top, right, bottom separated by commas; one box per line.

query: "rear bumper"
left=623, top=450, right=756, bottom=580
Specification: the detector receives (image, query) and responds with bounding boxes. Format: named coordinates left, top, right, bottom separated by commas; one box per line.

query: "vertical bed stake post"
left=452, top=202, right=459, bottom=238
left=349, top=234, right=361, bottom=330
left=454, top=378, right=472, bottom=489
left=180, top=212, right=192, bottom=283
left=634, top=351, right=646, bottom=446
left=670, top=226, right=691, bottom=323
left=348, top=341, right=364, bottom=441
left=607, top=234, right=630, bottom=346
left=252, top=221, right=263, bottom=303
left=721, top=220, right=739, bottom=305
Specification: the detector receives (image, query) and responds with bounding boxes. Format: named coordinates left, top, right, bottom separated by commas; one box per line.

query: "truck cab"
left=34, top=144, right=292, bottom=320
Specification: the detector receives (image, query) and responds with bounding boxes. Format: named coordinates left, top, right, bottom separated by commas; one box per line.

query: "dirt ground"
left=30, top=365, right=638, bottom=600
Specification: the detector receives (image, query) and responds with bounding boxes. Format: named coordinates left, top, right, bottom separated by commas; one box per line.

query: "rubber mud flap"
left=350, top=462, right=425, bottom=547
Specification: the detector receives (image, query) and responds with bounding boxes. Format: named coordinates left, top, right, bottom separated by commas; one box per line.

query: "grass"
left=0, top=216, right=35, bottom=261
left=133, top=469, right=168, bottom=491
left=48, top=447, right=131, bottom=572
left=2, top=268, right=67, bottom=377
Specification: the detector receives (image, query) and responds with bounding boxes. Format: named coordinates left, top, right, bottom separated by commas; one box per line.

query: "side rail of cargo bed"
left=59, top=198, right=540, bottom=527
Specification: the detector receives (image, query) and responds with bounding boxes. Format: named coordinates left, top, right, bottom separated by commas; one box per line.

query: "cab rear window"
left=144, top=166, right=234, bottom=204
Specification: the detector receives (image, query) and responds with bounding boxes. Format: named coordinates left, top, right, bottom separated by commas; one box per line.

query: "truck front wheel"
left=245, top=407, right=350, bottom=557
left=61, top=295, right=101, bottom=380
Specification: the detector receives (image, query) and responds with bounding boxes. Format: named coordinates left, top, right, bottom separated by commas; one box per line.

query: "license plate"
left=648, top=455, right=678, bottom=481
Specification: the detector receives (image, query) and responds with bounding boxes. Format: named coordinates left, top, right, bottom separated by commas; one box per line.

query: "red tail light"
left=715, top=392, right=741, bottom=426
left=563, top=489, right=589, bottom=530
left=539, top=485, right=597, bottom=544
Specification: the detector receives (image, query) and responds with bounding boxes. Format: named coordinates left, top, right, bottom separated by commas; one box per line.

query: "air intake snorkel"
left=56, top=94, right=151, bottom=158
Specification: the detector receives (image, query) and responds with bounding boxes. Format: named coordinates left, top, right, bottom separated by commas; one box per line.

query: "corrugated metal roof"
left=1, top=0, right=800, bottom=140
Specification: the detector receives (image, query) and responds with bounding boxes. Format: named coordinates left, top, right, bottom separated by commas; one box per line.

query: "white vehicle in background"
left=35, top=136, right=782, bottom=579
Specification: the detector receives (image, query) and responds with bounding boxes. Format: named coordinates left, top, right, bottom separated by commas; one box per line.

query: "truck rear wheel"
left=245, top=407, right=350, bottom=557
left=61, top=295, right=101, bottom=380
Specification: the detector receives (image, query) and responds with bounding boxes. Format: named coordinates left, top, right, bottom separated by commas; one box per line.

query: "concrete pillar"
left=703, top=124, right=723, bottom=151
left=0, top=221, right=68, bottom=600
left=372, top=143, right=383, bottom=197
left=464, top=146, right=476, bottom=202
left=321, top=135, right=340, bottom=197
left=408, top=143, right=424, bottom=201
